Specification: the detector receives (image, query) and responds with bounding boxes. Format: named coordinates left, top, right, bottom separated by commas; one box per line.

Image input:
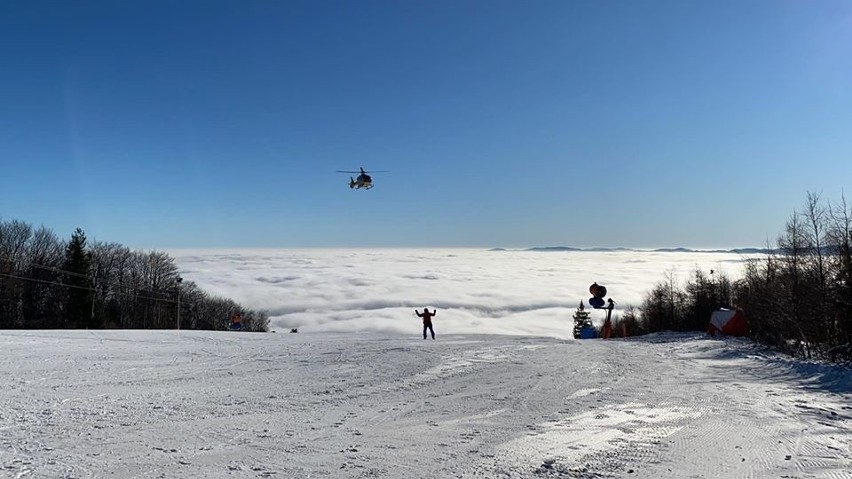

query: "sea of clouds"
left=169, top=249, right=756, bottom=338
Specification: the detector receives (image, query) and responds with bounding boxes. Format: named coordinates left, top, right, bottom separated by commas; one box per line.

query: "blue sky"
left=1, top=0, right=850, bottom=249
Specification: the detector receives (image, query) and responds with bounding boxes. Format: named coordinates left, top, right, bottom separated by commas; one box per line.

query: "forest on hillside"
left=0, top=220, right=268, bottom=332
left=626, top=192, right=852, bottom=362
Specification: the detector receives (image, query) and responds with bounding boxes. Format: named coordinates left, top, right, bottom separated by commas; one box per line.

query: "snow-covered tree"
left=572, top=301, right=593, bottom=339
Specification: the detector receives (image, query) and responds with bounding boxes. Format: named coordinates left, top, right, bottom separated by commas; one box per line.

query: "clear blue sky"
left=2, top=0, right=850, bottom=249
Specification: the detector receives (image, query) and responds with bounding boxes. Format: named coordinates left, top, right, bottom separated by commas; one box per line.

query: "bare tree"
left=1, top=217, right=270, bottom=333
left=0, top=220, right=33, bottom=327
left=23, top=226, right=64, bottom=328
left=827, top=192, right=852, bottom=358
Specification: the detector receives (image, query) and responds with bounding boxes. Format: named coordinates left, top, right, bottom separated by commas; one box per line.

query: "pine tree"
left=573, top=300, right=593, bottom=339
left=63, top=227, right=95, bottom=329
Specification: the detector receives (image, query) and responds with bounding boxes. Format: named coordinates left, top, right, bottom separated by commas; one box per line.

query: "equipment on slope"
left=228, top=313, right=244, bottom=331
left=335, top=167, right=389, bottom=190
left=588, top=282, right=607, bottom=309
left=707, top=308, right=748, bottom=337
left=583, top=283, right=617, bottom=339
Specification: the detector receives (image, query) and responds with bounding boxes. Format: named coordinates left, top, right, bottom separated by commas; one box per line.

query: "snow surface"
left=2, top=330, right=850, bottom=478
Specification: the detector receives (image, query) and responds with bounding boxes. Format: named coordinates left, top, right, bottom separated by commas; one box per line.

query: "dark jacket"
left=416, top=309, right=436, bottom=324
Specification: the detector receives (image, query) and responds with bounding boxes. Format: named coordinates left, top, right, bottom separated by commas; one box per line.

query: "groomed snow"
left=2, top=330, right=850, bottom=478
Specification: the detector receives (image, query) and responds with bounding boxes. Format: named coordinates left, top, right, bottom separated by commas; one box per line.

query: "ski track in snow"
left=0, top=331, right=850, bottom=478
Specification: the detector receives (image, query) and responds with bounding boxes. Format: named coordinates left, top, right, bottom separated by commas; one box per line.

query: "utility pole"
left=90, top=266, right=97, bottom=328
left=176, top=276, right=183, bottom=330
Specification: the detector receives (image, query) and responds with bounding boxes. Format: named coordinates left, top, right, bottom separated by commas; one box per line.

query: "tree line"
left=629, top=192, right=851, bottom=362
left=0, top=219, right=269, bottom=332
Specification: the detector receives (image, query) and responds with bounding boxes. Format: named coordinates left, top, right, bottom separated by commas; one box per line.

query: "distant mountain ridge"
left=489, top=246, right=776, bottom=254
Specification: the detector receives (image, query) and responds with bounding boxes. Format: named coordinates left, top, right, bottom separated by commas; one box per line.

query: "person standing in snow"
left=415, top=308, right=436, bottom=340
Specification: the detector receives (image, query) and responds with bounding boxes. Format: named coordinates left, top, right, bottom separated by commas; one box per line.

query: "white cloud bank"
left=170, top=249, right=756, bottom=338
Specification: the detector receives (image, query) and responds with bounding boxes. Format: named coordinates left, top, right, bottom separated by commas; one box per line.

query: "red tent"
left=707, top=308, right=748, bottom=337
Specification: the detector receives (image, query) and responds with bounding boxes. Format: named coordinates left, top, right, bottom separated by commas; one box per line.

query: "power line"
left=2, top=259, right=183, bottom=299
left=31, top=263, right=93, bottom=280
left=0, top=272, right=179, bottom=305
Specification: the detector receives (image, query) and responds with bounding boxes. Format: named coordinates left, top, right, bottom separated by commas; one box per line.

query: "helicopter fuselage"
left=349, top=174, right=373, bottom=189
left=339, top=168, right=383, bottom=190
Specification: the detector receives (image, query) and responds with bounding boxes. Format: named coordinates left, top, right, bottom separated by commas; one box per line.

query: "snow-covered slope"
left=1, top=330, right=849, bottom=478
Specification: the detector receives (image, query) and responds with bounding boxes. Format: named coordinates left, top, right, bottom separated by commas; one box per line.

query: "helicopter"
left=336, top=167, right=388, bottom=190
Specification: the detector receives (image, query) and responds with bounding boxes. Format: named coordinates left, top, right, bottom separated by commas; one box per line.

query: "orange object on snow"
left=707, top=309, right=747, bottom=337
left=602, top=319, right=613, bottom=339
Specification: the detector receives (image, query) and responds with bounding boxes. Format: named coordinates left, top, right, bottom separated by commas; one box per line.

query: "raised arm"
left=415, top=310, right=422, bottom=317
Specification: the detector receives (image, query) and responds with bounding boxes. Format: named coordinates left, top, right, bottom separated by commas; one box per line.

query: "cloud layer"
left=170, top=249, right=755, bottom=338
